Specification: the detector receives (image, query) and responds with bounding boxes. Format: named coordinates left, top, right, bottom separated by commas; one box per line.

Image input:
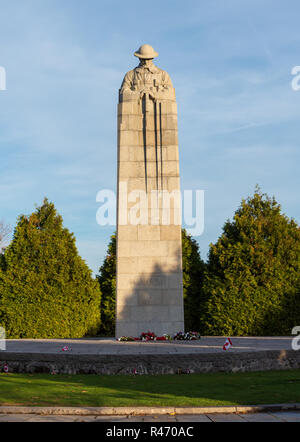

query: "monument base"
left=0, top=337, right=296, bottom=375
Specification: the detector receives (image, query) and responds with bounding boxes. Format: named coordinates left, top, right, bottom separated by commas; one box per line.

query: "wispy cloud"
left=0, top=0, right=300, bottom=271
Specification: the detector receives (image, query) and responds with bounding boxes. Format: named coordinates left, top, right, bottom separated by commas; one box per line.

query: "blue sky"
left=0, top=0, right=300, bottom=274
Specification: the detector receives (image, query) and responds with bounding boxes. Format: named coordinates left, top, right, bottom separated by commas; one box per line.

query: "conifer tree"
left=201, top=187, right=300, bottom=336
left=182, top=229, right=205, bottom=331
left=0, top=199, right=101, bottom=338
left=97, top=234, right=116, bottom=336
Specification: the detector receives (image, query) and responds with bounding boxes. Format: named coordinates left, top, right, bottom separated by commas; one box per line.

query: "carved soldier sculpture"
left=115, top=44, right=184, bottom=338
left=120, top=44, right=175, bottom=103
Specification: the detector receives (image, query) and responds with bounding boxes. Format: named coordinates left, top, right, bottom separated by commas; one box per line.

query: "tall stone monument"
left=116, top=44, right=184, bottom=338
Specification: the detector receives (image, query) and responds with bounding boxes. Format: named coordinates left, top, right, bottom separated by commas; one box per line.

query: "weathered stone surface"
left=2, top=349, right=300, bottom=375
left=2, top=410, right=300, bottom=422
left=116, top=45, right=184, bottom=339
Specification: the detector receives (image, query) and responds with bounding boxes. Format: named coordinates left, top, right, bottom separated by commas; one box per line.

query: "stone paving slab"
left=206, top=413, right=247, bottom=422
left=1, top=336, right=293, bottom=355
left=2, top=411, right=300, bottom=422
left=271, top=411, right=300, bottom=422
left=175, top=414, right=212, bottom=422
left=25, top=415, right=81, bottom=422
left=239, top=413, right=283, bottom=422
left=0, top=414, right=35, bottom=422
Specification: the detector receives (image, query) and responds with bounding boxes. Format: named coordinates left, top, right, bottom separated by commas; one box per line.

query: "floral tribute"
left=118, top=336, right=139, bottom=342
left=117, top=331, right=200, bottom=342
left=173, top=331, right=201, bottom=340
left=140, top=331, right=156, bottom=341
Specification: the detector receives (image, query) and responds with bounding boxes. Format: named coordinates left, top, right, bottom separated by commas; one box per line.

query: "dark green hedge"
left=0, top=199, right=101, bottom=338
left=200, top=188, right=300, bottom=335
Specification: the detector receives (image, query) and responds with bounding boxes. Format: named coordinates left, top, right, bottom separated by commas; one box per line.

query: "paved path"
left=2, top=336, right=293, bottom=355
left=1, top=411, right=300, bottom=422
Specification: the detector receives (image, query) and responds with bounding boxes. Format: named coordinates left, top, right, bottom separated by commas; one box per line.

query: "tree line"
left=1, top=187, right=300, bottom=338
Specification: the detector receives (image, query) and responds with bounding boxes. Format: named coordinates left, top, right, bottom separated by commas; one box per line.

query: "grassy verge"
left=1, top=370, right=300, bottom=407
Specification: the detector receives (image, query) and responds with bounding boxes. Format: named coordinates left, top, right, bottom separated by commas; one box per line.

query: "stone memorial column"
left=116, top=44, right=184, bottom=338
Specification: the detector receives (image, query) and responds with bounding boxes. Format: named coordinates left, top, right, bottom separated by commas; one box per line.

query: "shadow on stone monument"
left=116, top=250, right=184, bottom=338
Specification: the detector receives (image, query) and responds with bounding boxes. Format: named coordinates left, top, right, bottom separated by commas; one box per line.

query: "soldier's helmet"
left=134, top=44, right=158, bottom=59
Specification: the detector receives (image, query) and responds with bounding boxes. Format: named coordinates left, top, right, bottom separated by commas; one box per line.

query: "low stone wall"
left=1, top=349, right=300, bottom=375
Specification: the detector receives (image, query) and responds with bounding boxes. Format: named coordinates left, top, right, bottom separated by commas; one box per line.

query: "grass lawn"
left=1, top=370, right=300, bottom=407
